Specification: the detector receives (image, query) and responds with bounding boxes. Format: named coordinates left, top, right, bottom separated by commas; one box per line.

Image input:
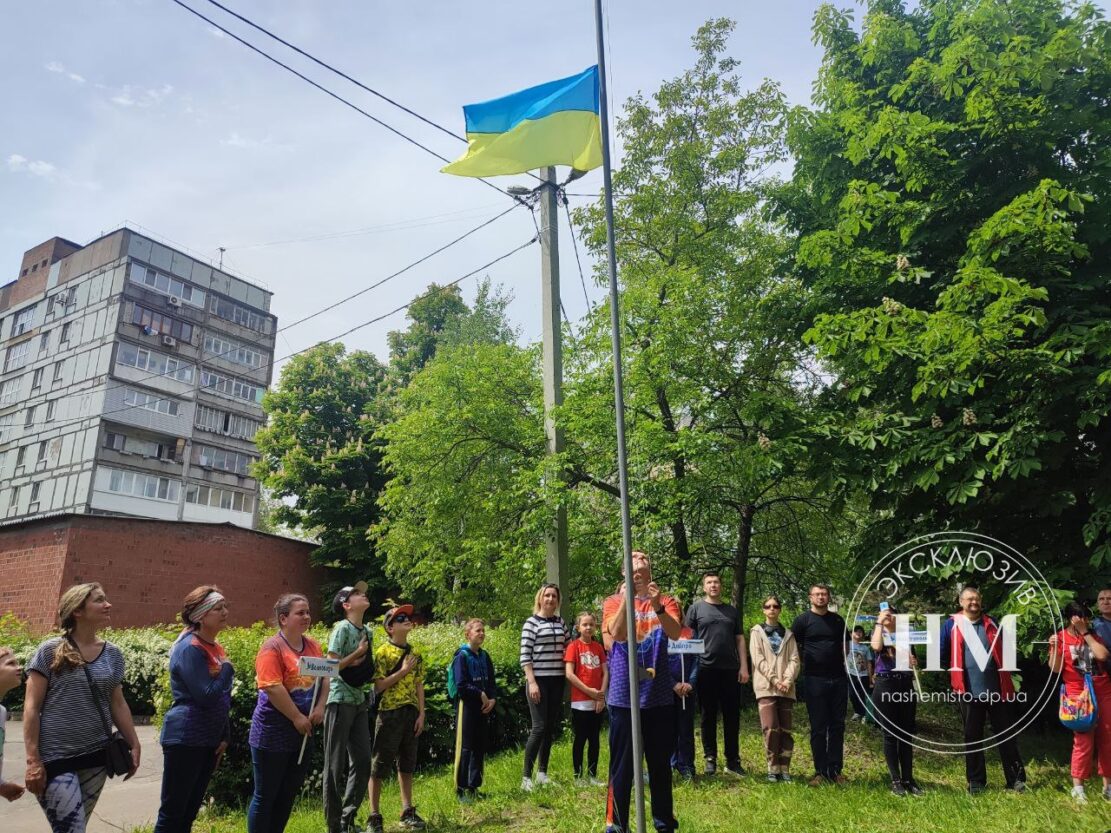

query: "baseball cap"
left=384, top=603, right=415, bottom=628
left=332, top=580, right=368, bottom=616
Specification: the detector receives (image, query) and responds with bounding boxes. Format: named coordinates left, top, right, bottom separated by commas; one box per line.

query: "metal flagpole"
left=593, top=2, right=646, bottom=831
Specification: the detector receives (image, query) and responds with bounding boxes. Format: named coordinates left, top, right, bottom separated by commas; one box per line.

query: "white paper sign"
left=881, top=630, right=930, bottom=646
left=667, top=638, right=705, bottom=655
left=299, top=656, right=339, bottom=678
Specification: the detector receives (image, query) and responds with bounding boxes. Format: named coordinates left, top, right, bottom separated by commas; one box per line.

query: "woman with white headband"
left=154, top=586, right=234, bottom=833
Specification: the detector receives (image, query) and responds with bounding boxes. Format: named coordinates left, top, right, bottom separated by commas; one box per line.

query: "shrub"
left=0, top=616, right=175, bottom=717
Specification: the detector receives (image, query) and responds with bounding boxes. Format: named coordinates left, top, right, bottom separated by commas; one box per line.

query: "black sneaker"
left=704, top=760, right=717, bottom=776
left=400, top=806, right=427, bottom=830
left=905, top=780, right=924, bottom=796
left=366, top=813, right=384, bottom=833
left=724, top=762, right=746, bottom=777
left=890, top=781, right=907, bottom=797
left=968, top=783, right=986, bottom=796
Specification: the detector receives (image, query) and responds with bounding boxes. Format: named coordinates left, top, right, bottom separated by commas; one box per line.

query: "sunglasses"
left=391, top=614, right=411, bottom=624
left=763, top=603, right=781, bottom=609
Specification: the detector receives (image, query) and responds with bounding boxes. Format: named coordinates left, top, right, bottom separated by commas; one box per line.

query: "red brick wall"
left=0, top=521, right=70, bottom=631
left=0, top=516, right=321, bottom=632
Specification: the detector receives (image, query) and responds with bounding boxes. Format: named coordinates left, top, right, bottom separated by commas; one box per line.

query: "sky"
left=1, top=1, right=844, bottom=373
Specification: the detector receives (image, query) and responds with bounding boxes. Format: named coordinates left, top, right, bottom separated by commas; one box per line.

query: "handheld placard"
left=297, top=656, right=339, bottom=764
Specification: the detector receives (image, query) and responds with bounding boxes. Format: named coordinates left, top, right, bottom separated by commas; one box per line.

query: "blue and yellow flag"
left=442, top=66, right=603, bottom=178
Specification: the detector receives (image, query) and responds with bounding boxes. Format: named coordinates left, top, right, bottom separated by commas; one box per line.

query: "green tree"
left=779, top=0, right=1111, bottom=585
left=254, top=343, right=389, bottom=597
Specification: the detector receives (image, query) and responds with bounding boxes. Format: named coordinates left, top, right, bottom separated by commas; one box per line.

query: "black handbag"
left=338, top=624, right=375, bottom=687
left=71, top=638, right=133, bottom=778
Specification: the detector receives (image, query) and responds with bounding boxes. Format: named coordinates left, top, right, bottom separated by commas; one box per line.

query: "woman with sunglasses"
left=519, top=583, right=569, bottom=790
left=1048, top=600, right=1111, bottom=803
left=748, top=595, right=799, bottom=782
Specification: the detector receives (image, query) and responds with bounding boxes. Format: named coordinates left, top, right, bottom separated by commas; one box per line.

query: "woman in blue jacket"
left=154, top=586, right=234, bottom=833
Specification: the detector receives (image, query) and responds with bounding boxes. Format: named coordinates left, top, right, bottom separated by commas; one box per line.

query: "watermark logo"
left=844, top=532, right=1062, bottom=754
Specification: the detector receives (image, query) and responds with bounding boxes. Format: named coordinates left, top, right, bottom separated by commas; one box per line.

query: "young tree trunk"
left=732, top=503, right=755, bottom=614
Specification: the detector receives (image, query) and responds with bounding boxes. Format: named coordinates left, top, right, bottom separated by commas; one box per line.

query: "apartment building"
left=0, top=228, right=275, bottom=529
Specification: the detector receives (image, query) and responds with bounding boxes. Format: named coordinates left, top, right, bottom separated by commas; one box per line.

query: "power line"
left=200, top=0, right=467, bottom=144
left=18, top=202, right=525, bottom=434
left=194, top=0, right=547, bottom=187
left=21, top=237, right=538, bottom=434
left=167, top=0, right=523, bottom=202
left=561, top=192, right=592, bottom=309
left=225, top=203, right=507, bottom=250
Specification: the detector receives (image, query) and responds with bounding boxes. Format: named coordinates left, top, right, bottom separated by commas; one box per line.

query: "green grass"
left=159, top=706, right=1111, bottom=833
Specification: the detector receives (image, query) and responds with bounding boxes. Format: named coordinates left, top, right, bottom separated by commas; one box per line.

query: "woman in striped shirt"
left=519, top=583, right=569, bottom=790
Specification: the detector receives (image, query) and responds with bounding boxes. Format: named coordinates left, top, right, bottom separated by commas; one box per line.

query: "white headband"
left=189, top=592, right=225, bottom=624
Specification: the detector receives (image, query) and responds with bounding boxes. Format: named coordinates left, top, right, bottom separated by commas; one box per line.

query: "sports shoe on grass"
left=535, top=771, right=552, bottom=786
left=521, top=776, right=534, bottom=792
left=808, top=775, right=826, bottom=787
left=366, top=812, right=384, bottom=833
left=400, top=806, right=427, bottom=830
left=1070, top=785, right=1087, bottom=804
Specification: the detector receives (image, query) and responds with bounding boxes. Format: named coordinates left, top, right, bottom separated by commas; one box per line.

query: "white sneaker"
left=535, top=772, right=551, bottom=786
left=590, top=777, right=606, bottom=787
left=1071, top=784, right=1086, bottom=804
left=521, top=777, right=534, bottom=792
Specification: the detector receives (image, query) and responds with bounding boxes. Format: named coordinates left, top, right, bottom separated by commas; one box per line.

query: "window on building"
left=208, top=295, right=272, bottom=334
left=200, top=370, right=262, bottom=404
left=13, top=305, right=35, bottom=335
left=39, top=331, right=50, bottom=355
left=59, top=322, right=72, bottom=345
left=116, top=342, right=195, bottom=383
left=194, top=405, right=261, bottom=440
left=0, top=377, right=19, bottom=407
left=185, top=483, right=254, bottom=513
left=15, top=446, right=27, bottom=472
left=4, top=341, right=31, bottom=372
left=36, top=441, right=47, bottom=464
left=104, top=467, right=181, bottom=502
left=128, top=263, right=205, bottom=306
left=45, top=400, right=56, bottom=422
left=31, top=368, right=43, bottom=391
left=52, top=361, right=64, bottom=384
left=197, top=444, right=257, bottom=476
left=131, top=304, right=194, bottom=343
left=0, top=414, right=13, bottom=444
left=29, top=482, right=41, bottom=511
left=8, top=485, right=19, bottom=510
left=65, top=286, right=77, bottom=310
left=104, top=432, right=125, bottom=451
left=122, top=387, right=180, bottom=416
left=24, top=406, right=35, bottom=428
left=203, top=333, right=267, bottom=369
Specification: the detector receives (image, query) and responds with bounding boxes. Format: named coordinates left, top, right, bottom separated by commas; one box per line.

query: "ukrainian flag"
left=442, top=66, right=603, bottom=178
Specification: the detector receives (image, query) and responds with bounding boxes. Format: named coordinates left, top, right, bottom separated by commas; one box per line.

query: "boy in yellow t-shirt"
left=368, top=604, right=425, bottom=833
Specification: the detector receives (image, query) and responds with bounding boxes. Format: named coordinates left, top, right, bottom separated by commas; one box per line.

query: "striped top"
left=27, top=638, right=125, bottom=764
left=519, top=615, right=569, bottom=677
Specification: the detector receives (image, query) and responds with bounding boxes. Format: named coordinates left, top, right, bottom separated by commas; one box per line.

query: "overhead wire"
left=167, top=0, right=526, bottom=203
left=22, top=236, right=539, bottom=434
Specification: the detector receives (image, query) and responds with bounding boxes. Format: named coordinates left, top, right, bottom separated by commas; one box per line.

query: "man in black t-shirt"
left=790, top=584, right=850, bottom=786
left=684, top=573, right=749, bottom=776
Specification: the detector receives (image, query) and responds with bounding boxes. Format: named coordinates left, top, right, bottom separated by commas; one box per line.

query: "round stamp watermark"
left=843, top=531, right=1063, bottom=755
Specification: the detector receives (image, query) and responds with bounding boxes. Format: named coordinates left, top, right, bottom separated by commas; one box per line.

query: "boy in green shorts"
left=368, top=604, right=426, bottom=832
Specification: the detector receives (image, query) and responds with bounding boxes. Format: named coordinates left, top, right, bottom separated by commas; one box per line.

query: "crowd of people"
left=0, top=568, right=1108, bottom=833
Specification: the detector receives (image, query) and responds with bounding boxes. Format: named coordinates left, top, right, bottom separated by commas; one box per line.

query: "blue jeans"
left=802, top=675, right=847, bottom=778
left=248, top=744, right=314, bottom=833
left=154, top=745, right=218, bottom=833
left=670, top=696, right=696, bottom=774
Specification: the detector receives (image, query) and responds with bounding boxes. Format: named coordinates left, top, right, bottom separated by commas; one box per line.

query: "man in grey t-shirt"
left=684, top=573, right=749, bottom=776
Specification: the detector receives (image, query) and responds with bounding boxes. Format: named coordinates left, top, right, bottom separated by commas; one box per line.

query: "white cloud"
left=220, top=132, right=292, bottom=151
left=7, top=154, right=57, bottom=178
left=110, top=83, right=173, bottom=108
left=6, top=153, right=99, bottom=190
left=45, top=60, right=86, bottom=84
left=207, top=27, right=227, bottom=39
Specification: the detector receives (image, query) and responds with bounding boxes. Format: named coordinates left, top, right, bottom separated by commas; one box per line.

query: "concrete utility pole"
left=539, top=166, right=569, bottom=617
